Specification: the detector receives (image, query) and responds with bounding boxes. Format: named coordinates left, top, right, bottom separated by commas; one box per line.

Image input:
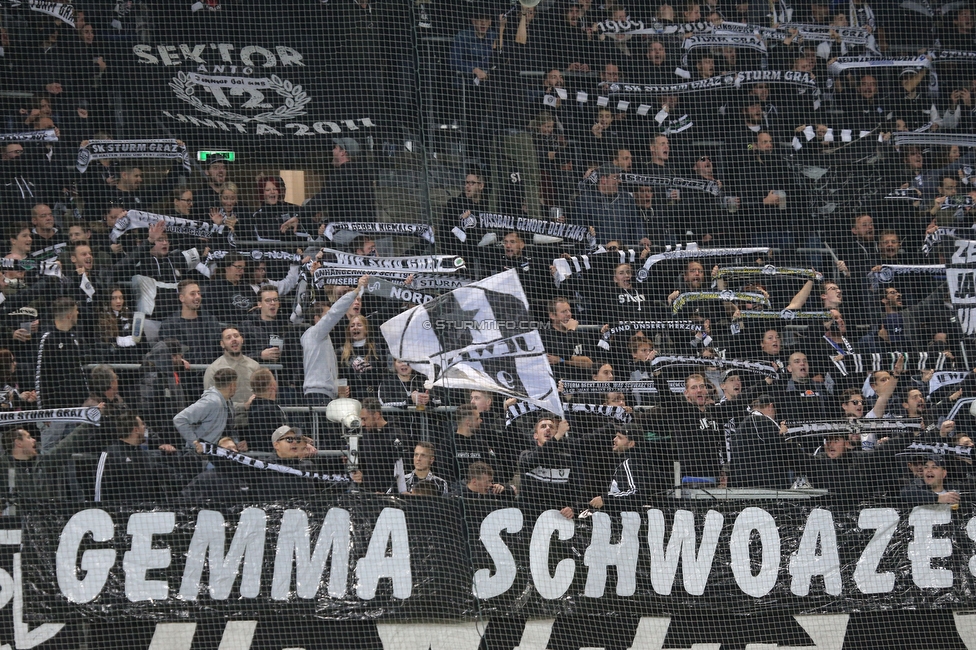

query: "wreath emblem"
left=169, top=72, right=311, bottom=123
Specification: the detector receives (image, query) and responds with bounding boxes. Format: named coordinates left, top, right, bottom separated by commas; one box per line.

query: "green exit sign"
left=197, top=151, right=235, bottom=163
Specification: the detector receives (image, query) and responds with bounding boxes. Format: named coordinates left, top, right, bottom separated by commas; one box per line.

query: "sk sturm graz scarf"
left=619, top=173, right=722, bottom=196
left=607, top=70, right=817, bottom=95
left=364, top=277, right=437, bottom=305
left=76, top=139, right=191, bottom=174
left=0, top=406, right=100, bottom=426
left=109, top=210, right=225, bottom=243
left=321, top=222, right=436, bottom=245
left=318, top=248, right=466, bottom=273
left=0, top=129, right=57, bottom=143
left=451, top=212, right=590, bottom=244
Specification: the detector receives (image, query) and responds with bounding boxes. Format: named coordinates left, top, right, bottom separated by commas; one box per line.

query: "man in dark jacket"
left=302, top=138, right=377, bottom=224
left=900, top=455, right=962, bottom=506
left=94, top=412, right=178, bottom=503
left=518, top=416, right=581, bottom=518
left=140, top=339, right=190, bottom=449
left=240, top=286, right=302, bottom=401
left=240, top=368, right=287, bottom=454
left=730, top=396, right=811, bottom=489
left=35, top=297, right=87, bottom=410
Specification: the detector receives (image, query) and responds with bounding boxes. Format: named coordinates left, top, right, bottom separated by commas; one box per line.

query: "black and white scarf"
left=619, top=173, right=721, bottom=196
left=828, top=55, right=929, bottom=75
left=885, top=187, right=924, bottom=201
left=318, top=248, right=466, bottom=273
left=311, top=267, right=469, bottom=291
left=505, top=400, right=631, bottom=426
left=597, top=320, right=702, bottom=350
left=897, top=440, right=973, bottom=460
left=561, top=380, right=657, bottom=395
left=0, top=129, right=57, bottom=143
left=672, top=290, right=771, bottom=313
left=921, top=226, right=975, bottom=256
left=364, top=277, right=437, bottom=305
left=0, top=406, right=100, bottom=426
left=868, top=264, right=946, bottom=285
left=198, top=443, right=354, bottom=483
left=109, top=210, right=224, bottom=243
left=683, top=33, right=767, bottom=54
left=25, top=0, right=75, bottom=26
left=829, top=351, right=951, bottom=377
left=609, top=70, right=817, bottom=96
left=451, top=212, right=590, bottom=243
left=76, top=139, right=190, bottom=174
left=206, top=249, right=302, bottom=266
left=651, top=355, right=781, bottom=377
left=712, top=265, right=823, bottom=281
left=637, top=246, right=769, bottom=282
left=929, top=370, right=969, bottom=393
left=736, top=309, right=833, bottom=320
left=892, top=132, right=976, bottom=147
left=321, top=222, right=435, bottom=245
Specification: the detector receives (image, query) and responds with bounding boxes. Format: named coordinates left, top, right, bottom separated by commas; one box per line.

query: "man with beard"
left=542, top=297, right=595, bottom=381
left=206, top=252, right=255, bottom=327
left=439, top=171, right=489, bottom=266
left=586, top=425, right=656, bottom=512
left=193, top=155, right=229, bottom=217
left=203, top=328, right=261, bottom=416
left=834, top=214, right=879, bottom=328
left=158, top=280, right=223, bottom=367
left=303, top=138, right=378, bottom=225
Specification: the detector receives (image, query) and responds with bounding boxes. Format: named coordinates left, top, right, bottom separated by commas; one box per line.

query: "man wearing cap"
left=587, top=426, right=651, bottom=513
left=304, top=138, right=377, bottom=227
left=193, top=155, right=229, bottom=217
left=900, top=455, right=961, bottom=506
left=573, top=163, right=644, bottom=248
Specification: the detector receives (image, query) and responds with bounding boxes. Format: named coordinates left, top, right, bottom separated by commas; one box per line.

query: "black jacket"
left=34, top=327, right=88, bottom=409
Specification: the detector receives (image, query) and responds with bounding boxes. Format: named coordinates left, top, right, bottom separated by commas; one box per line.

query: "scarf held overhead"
left=452, top=212, right=589, bottom=243
left=110, top=210, right=225, bottom=243
left=76, top=139, right=190, bottom=174
left=321, top=222, right=435, bottom=245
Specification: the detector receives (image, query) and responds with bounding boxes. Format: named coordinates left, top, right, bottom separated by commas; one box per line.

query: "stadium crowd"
left=0, top=0, right=973, bottom=512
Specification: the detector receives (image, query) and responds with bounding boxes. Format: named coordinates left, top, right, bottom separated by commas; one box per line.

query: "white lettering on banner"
left=788, top=509, right=842, bottom=596
left=271, top=508, right=350, bottom=600
left=355, top=508, right=412, bottom=600
left=853, top=508, right=898, bottom=593
left=124, top=512, right=175, bottom=602
left=647, top=509, right=723, bottom=596
left=530, top=510, right=576, bottom=600
left=179, top=508, right=267, bottom=601
left=909, top=505, right=954, bottom=589
left=584, top=512, right=641, bottom=597
left=56, top=509, right=116, bottom=603
left=473, top=508, right=522, bottom=599
left=730, top=507, right=781, bottom=598
left=376, top=622, right=484, bottom=650
left=43, top=506, right=976, bottom=608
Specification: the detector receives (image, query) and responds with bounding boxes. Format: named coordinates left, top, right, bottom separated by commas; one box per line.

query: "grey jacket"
left=301, top=288, right=361, bottom=398
left=173, top=386, right=233, bottom=446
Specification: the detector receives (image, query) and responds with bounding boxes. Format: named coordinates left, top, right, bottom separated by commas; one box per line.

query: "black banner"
left=19, top=497, right=976, bottom=628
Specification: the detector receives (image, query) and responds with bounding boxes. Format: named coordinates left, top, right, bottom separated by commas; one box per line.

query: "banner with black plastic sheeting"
left=13, top=497, right=976, bottom=647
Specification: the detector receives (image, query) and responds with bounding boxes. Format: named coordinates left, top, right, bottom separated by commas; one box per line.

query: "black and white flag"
left=76, top=139, right=190, bottom=174
left=947, top=237, right=976, bottom=335
left=381, top=270, right=562, bottom=416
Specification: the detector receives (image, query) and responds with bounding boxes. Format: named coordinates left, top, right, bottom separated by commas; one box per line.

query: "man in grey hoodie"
left=173, top=367, right=238, bottom=448
left=302, top=274, right=369, bottom=406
